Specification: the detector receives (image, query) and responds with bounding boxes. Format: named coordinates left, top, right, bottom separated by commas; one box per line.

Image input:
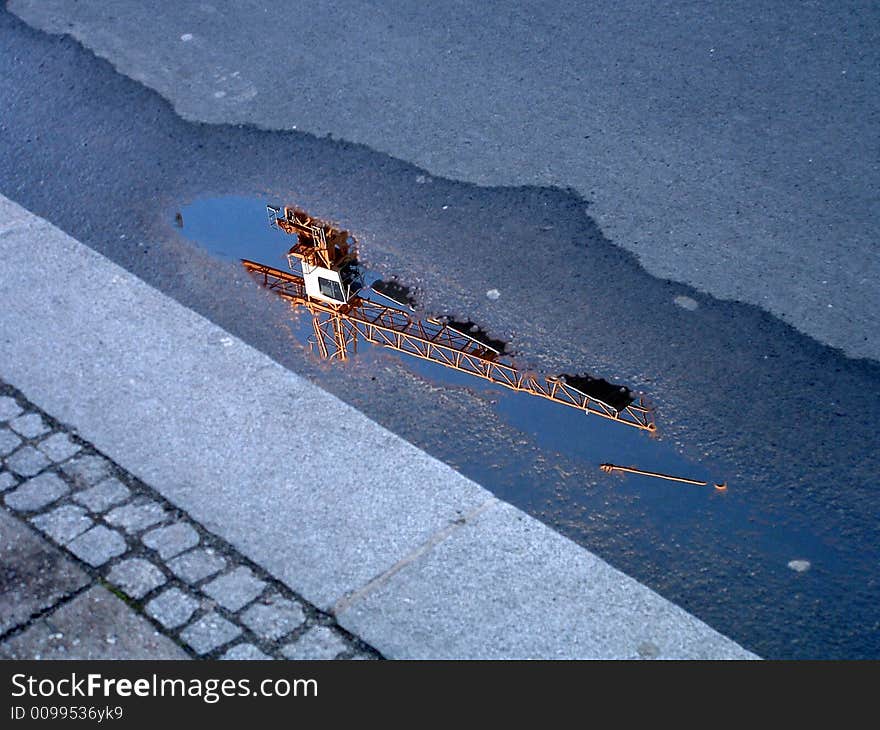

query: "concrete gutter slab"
left=0, top=195, right=755, bottom=657
left=338, top=500, right=752, bottom=659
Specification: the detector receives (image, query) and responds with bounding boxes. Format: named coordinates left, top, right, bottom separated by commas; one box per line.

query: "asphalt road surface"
left=1, top=4, right=878, bottom=658
left=10, top=0, right=879, bottom=362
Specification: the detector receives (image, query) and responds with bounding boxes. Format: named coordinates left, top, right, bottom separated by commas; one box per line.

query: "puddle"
left=175, top=196, right=728, bottom=491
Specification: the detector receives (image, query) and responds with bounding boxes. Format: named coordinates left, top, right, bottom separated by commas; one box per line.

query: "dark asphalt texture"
left=1, top=10, right=879, bottom=658
left=12, top=0, right=879, bottom=362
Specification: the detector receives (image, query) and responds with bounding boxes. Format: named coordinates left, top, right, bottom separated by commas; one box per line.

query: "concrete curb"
left=0, top=194, right=755, bottom=658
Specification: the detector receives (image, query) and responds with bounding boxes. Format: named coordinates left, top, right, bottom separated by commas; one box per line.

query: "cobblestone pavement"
left=0, top=381, right=381, bottom=660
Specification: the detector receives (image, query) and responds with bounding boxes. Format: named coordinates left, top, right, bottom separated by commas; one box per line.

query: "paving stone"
left=5, top=446, right=50, bottom=477
left=67, top=525, right=127, bottom=567
left=142, top=522, right=199, bottom=559
left=107, top=558, right=167, bottom=600
left=145, top=587, right=200, bottom=629
left=0, top=509, right=89, bottom=635
left=180, top=612, right=242, bottom=655
left=167, top=548, right=226, bottom=584
left=202, top=567, right=266, bottom=612
left=221, top=643, right=271, bottom=661
left=105, top=498, right=167, bottom=533
left=73, top=477, right=131, bottom=512
left=0, top=586, right=188, bottom=660
left=0, top=396, right=23, bottom=422
left=37, top=432, right=82, bottom=462
left=0, top=427, right=22, bottom=457
left=9, top=412, right=50, bottom=439
left=241, top=593, right=306, bottom=641
left=0, top=471, right=18, bottom=492
left=4, top=472, right=69, bottom=511
left=30, top=504, right=93, bottom=545
left=282, top=626, right=349, bottom=660
left=60, top=454, right=112, bottom=488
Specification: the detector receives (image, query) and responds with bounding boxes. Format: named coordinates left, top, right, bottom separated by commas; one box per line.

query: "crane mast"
left=243, top=205, right=655, bottom=433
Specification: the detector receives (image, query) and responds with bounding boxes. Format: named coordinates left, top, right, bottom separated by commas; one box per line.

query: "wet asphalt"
left=1, top=9, right=878, bottom=658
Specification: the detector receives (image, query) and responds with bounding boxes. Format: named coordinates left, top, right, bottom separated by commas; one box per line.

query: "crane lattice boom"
left=241, top=258, right=655, bottom=433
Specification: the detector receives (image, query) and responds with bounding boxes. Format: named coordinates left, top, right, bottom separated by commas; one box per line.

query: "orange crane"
left=241, top=205, right=656, bottom=434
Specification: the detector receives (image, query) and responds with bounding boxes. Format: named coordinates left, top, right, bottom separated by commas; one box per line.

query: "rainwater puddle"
left=175, top=196, right=721, bottom=500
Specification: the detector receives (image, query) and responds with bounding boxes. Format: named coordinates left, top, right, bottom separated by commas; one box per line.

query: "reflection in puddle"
left=373, top=279, right=511, bottom=355
left=254, top=205, right=657, bottom=436
left=176, top=195, right=725, bottom=488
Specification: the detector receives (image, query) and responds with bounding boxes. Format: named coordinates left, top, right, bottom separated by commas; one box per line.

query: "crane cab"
left=270, top=204, right=361, bottom=306
left=301, top=261, right=359, bottom=305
